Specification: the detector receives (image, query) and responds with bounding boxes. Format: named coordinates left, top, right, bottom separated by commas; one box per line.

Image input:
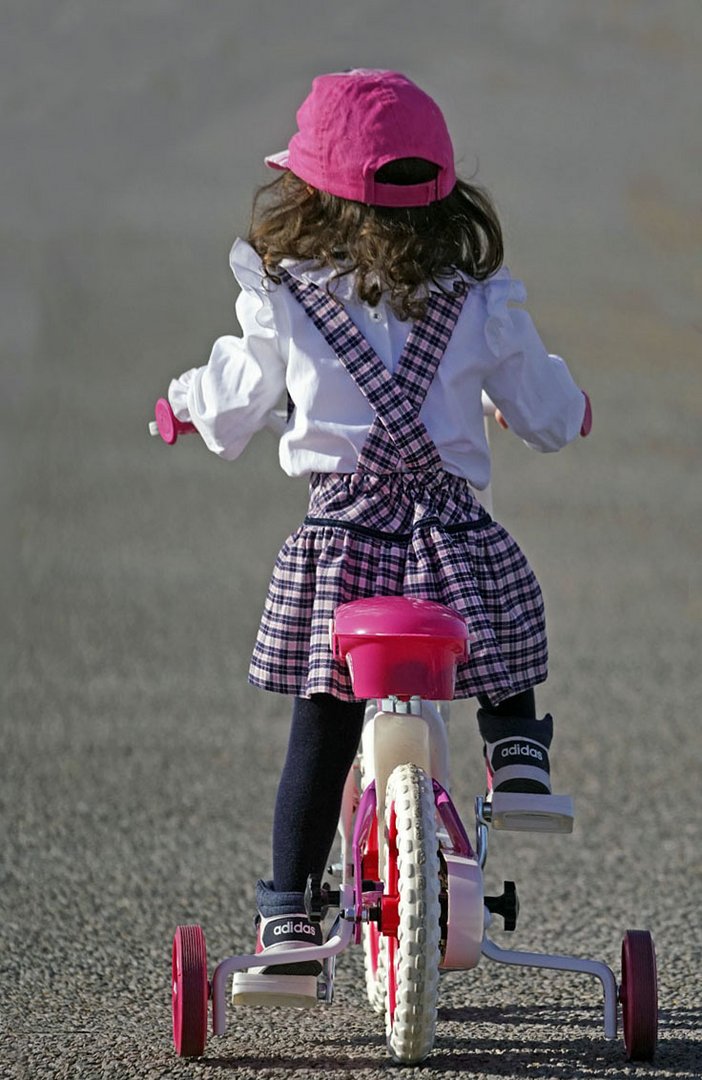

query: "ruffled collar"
left=230, top=237, right=474, bottom=301
left=278, top=257, right=472, bottom=300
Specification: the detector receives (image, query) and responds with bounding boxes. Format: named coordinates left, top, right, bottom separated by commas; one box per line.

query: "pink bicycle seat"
left=331, top=596, right=469, bottom=700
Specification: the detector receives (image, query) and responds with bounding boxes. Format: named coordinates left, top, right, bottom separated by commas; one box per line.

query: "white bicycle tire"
left=383, top=763, right=442, bottom=1064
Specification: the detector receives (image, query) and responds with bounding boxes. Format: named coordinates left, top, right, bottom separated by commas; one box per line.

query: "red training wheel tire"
left=172, top=924, right=209, bottom=1057
left=619, top=929, right=658, bottom=1061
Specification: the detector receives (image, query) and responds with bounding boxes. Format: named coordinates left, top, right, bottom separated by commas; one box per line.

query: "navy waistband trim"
left=303, top=513, right=493, bottom=542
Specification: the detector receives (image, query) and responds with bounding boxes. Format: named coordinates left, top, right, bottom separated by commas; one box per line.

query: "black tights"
left=272, top=688, right=535, bottom=895
left=272, top=694, right=365, bottom=894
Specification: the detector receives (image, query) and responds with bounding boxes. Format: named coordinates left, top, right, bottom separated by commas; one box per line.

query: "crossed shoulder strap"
left=279, top=269, right=466, bottom=473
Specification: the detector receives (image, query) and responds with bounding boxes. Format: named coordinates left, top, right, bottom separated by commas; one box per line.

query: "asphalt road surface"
left=2, top=3, right=701, bottom=1078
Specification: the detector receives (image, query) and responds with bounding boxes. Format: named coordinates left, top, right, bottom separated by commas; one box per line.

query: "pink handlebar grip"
left=154, top=398, right=197, bottom=444
left=580, top=391, right=592, bottom=437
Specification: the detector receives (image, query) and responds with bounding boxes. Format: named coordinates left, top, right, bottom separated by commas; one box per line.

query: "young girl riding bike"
left=166, top=69, right=590, bottom=1006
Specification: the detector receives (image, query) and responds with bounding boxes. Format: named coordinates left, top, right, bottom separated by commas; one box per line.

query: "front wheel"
left=383, top=763, right=442, bottom=1064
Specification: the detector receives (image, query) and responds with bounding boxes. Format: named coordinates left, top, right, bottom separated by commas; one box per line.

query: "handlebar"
left=149, top=391, right=591, bottom=445
left=480, top=391, right=496, bottom=417
left=580, top=391, right=592, bottom=437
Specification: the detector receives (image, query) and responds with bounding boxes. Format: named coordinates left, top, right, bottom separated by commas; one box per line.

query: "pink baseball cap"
left=265, top=69, right=457, bottom=208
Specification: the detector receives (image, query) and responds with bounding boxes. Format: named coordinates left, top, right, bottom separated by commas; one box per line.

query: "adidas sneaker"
left=231, top=913, right=323, bottom=1008
left=478, top=710, right=553, bottom=794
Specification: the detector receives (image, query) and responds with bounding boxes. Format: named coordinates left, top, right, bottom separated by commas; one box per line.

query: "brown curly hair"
left=248, top=159, right=504, bottom=321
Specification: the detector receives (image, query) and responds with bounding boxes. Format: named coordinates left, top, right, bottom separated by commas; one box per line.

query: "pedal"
left=488, top=793, right=574, bottom=833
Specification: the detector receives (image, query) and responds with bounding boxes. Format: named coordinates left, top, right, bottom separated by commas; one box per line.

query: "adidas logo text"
left=499, top=744, right=544, bottom=762
left=272, top=920, right=317, bottom=937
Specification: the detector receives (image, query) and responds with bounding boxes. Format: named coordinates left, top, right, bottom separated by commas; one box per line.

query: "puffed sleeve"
left=167, top=240, right=286, bottom=460
left=480, top=269, right=586, bottom=452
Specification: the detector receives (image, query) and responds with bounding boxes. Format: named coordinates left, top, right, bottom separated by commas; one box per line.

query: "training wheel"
left=172, top=924, right=209, bottom=1057
left=619, top=929, right=658, bottom=1061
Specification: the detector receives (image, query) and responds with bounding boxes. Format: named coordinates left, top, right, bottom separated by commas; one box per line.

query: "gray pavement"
left=2, top=2, right=701, bottom=1077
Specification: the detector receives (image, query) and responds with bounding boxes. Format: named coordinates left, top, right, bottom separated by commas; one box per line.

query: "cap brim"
left=264, top=150, right=290, bottom=170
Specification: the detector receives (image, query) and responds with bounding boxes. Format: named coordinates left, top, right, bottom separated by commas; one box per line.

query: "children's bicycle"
left=152, top=398, right=657, bottom=1066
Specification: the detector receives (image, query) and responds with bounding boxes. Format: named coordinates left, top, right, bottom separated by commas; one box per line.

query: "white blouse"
left=168, top=239, right=586, bottom=491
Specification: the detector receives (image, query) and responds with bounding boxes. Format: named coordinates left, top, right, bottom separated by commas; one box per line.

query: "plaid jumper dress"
left=249, top=273, right=548, bottom=704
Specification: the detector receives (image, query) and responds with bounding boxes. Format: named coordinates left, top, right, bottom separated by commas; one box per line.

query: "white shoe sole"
left=231, top=971, right=318, bottom=1008
left=489, top=792, right=574, bottom=833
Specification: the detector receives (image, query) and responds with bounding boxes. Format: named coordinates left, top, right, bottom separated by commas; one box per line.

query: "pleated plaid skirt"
left=249, top=468, right=547, bottom=704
